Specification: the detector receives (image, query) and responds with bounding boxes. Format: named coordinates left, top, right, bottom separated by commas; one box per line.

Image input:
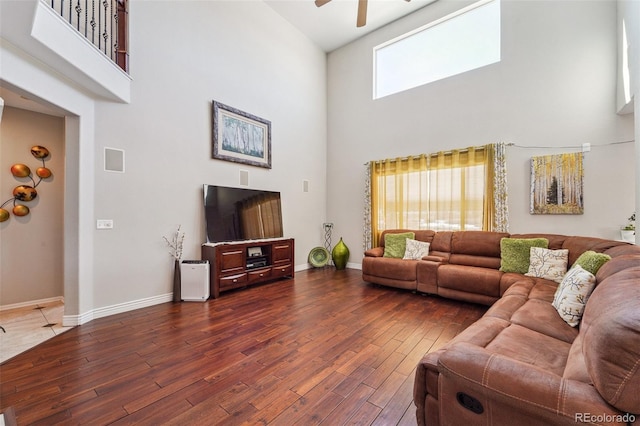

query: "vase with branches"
left=621, top=213, right=635, bottom=243
left=163, top=225, right=185, bottom=302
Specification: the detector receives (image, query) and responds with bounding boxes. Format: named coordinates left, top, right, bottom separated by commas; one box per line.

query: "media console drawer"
left=272, top=264, right=292, bottom=278
left=219, top=273, right=247, bottom=290
left=248, top=268, right=272, bottom=284
left=219, top=249, right=244, bottom=272
left=202, top=238, right=295, bottom=298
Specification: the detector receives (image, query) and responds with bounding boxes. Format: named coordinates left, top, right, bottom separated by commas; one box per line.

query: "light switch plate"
left=97, top=219, right=114, bottom=230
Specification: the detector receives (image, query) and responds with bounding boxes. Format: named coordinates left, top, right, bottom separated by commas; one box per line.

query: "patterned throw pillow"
left=572, top=250, right=611, bottom=275
left=525, top=247, right=569, bottom=283
left=383, top=232, right=415, bottom=258
left=552, top=265, right=597, bottom=327
left=499, top=238, right=549, bottom=274
left=403, top=239, right=430, bottom=260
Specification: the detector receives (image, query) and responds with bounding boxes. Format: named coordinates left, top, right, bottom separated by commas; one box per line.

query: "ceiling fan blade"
left=357, top=0, right=367, bottom=27
left=315, top=0, right=331, bottom=7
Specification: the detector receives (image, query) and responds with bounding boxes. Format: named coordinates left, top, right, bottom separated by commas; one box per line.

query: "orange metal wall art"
left=0, top=146, right=53, bottom=222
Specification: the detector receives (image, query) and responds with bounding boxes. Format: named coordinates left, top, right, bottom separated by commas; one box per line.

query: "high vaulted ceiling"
left=0, top=0, right=440, bottom=116
left=264, top=0, right=438, bottom=52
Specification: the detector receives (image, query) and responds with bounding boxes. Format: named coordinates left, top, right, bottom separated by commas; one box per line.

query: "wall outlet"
left=97, top=219, right=114, bottom=230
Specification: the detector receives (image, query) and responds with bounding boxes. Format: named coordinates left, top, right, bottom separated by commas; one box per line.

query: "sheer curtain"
left=364, top=143, right=509, bottom=249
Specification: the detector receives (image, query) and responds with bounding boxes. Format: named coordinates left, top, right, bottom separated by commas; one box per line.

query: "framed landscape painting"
left=530, top=152, right=584, bottom=215
left=212, top=101, right=271, bottom=169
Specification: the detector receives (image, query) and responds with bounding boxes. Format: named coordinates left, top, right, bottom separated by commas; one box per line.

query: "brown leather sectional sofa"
left=362, top=230, right=640, bottom=425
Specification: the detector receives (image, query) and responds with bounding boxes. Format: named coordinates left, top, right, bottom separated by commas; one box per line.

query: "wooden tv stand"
left=201, top=238, right=295, bottom=298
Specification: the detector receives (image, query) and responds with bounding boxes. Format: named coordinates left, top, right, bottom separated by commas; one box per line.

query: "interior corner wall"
left=326, top=0, right=635, bottom=263
left=0, top=107, right=64, bottom=305
left=89, top=1, right=327, bottom=308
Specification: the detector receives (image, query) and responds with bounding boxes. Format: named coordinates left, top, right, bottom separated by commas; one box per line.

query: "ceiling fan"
left=315, top=0, right=411, bottom=28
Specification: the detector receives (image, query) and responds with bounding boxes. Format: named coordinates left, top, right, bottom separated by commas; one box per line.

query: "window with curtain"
left=368, top=145, right=502, bottom=246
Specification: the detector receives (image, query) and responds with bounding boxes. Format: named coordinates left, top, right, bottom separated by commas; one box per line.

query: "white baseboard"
left=297, top=262, right=362, bottom=271
left=0, top=296, right=64, bottom=312
left=346, top=262, right=362, bottom=270
left=3, top=263, right=364, bottom=328
left=63, top=293, right=173, bottom=326
left=295, top=263, right=311, bottom=272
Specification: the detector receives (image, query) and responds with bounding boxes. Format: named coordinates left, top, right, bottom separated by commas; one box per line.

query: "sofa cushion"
left=561, top=236, right=627, bottom=267
left=403, top=239, right=430, bottom=260
left=499, top=237, right=549, bottom=274
left=525, top=247, right=568, bottom=283
left=511, top=298, right=578, bottom=343
left=563, top=334, right=591, bottom=383
left=552, top=265, right=596, bottom=327
left=580, top=267, right=640, bottom=414
left=362, top=257, right=418, bottom=281
left=484, top=324, right=572, bottom=376
left=429, top=231, right=453, bottom=255
left=510, top=233, right=567, bottom=250
left=572, top=250, right=610, bottom=275
left=437, top=264, right=502, bottom=297
left=596, top=253, right=640, bottom=282
left=490, top=278, right=578, bottom=343
left=383, top=232, right=415, bottom=258
left=451, top=231, right=508, bottom=257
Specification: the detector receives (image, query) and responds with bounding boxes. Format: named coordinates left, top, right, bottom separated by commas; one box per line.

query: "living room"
left=1, top=0, right=637, bottom=327
left=0, top=0, right=639, bottom=423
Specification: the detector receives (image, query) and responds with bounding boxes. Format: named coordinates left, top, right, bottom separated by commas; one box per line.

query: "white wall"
left=1, top=0, right=327, bottom=318
left=327, top=0, right=635, bottom=265
left=0, top=107, right=64, bottom=305
left=90, top=1, right=328, bottom=308
left=617, top=0, right=640, bottom=243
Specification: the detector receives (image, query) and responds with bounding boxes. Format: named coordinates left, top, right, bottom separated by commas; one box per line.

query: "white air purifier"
left=180, top=260, right=210, bottom=301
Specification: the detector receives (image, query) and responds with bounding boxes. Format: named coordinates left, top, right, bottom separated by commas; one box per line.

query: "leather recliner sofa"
left=361, top=230, right=640, bottom=425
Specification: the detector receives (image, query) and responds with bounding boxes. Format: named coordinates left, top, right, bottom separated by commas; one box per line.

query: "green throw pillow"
left=383, top=232, right=415, bottom=258
left=499, top=237, right=549, bottom=274
left=572, top=250, right=611, bottom=275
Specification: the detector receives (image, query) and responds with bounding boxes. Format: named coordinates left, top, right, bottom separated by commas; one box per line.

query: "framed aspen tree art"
left=530, top=152, right=584, bottom=215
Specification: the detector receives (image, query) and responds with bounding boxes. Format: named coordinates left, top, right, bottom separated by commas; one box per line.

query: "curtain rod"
left=364, top=143, right=503, bottom=165
left=510, top=139, right=635, bottom=149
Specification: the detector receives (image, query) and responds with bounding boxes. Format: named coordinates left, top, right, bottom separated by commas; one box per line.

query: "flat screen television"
left=203, top=184, right=283, bottom=243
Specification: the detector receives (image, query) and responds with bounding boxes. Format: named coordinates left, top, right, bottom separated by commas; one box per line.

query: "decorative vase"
left=332, top=237, right=350, bottom=270
left=173, top=259, right=182, bottom=302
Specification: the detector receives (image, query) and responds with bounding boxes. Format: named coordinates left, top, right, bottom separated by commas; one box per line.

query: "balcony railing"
left=49, top=0, right=128, bottom=73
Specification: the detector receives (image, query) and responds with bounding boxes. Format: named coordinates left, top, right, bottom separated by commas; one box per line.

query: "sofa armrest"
left=364, top=247, right=384, bottom=257
left=416, top=257, right=447, bottom=294
left=415, top=349, right=444, bottom=400
left=422, top=255, right=448, bottom=263
left=438, top=342, right=629, bottom=422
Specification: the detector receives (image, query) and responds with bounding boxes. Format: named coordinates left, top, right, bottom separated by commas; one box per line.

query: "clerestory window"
left=373, top=0, right=501, bottom=99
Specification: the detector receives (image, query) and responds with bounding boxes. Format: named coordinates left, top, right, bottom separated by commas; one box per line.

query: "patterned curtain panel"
left=492, top=142, right=510, bottom=231
left=363, top=163, right=373, bottom=251
left=363, top=143, right=509, bottom=248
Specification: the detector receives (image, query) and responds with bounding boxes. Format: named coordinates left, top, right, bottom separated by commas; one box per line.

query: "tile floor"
left=0, top=300, right=74, bottom=363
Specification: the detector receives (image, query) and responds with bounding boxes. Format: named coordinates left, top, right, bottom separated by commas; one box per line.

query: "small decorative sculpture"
left=323, top=222, right=334, bottom=253
left=0, top=146, right=53, bottom=222
left=332, top=237, right=350, bottom=270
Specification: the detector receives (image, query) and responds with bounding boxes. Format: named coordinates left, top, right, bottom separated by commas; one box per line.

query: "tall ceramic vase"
left=173, top=259, right=182, bottom=302
left=332, top=237, right=350, bottom=270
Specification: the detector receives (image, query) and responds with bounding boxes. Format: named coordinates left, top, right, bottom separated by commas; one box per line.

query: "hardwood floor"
left=0, top=268, right=486, bottom=425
